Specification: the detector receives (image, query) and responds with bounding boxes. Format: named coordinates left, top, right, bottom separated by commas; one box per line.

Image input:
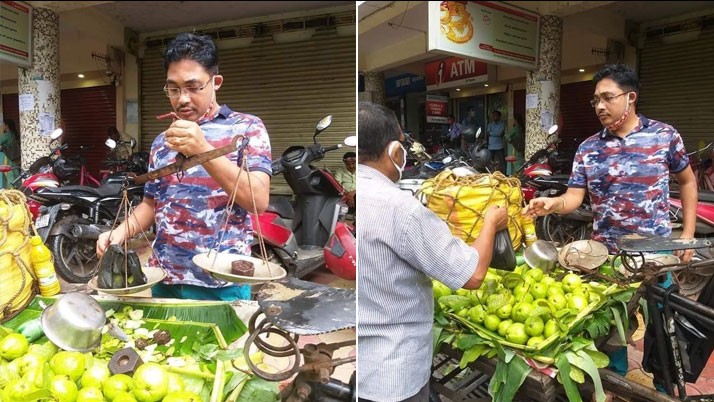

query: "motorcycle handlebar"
left=51, top=143, right=68, bottom=154
left=323, top=144, right=343, bottom=153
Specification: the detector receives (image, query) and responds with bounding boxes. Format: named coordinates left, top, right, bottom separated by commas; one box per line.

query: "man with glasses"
left=525, top=64, right=697, bottom=398
left=96, top=32, right=272, bottom=301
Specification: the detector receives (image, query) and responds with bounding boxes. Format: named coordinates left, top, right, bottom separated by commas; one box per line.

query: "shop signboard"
left=425, top=56, right=488, bottom=91
left=426, top=94, right=448, bottom=123
left=428, top=1, right=539, bottom=70
left=0, top=1, right=32, bottom=67
left=385, top=73, right=426, bottom=97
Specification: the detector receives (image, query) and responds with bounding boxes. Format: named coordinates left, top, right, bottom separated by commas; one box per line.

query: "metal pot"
left=41, top=292, right=106, bottom=352
left=523, top=240, right=559, bottom=272
left=558, top=240, right=609, bottom=271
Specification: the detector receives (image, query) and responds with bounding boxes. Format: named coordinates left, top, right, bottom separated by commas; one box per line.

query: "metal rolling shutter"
left=638, top=31, right=714, bottom=152
left=60, top=86, right=117, bottom=179
left=2, top=94, right=19, bottom=134
left=559, top=81, right=601, bottom=152
left=3, top=87, right=116, bottom=177
left=139, top=28, right=356, bottom=194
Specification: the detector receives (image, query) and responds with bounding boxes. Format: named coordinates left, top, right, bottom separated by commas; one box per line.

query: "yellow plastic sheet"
left=0, top=189, right=36, bottom=323
left=421, top=170, right=525, bottom=248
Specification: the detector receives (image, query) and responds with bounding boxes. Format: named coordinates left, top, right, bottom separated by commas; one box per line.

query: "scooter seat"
left=38, top=183, right=123, bottom=197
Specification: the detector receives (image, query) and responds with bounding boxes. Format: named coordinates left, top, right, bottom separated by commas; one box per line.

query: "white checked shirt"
left=357, top=164, right=478, bottom=401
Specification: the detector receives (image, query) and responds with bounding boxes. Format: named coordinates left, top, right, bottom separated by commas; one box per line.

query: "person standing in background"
left=505, top=113, right=525, bottom=174
left=445, top=114, right=462, bottom=150
left=335, top=151, right=356, bottom=212
left=0, top=119, right=20, bottom=188
left=487, top=110, right=506, bottom=173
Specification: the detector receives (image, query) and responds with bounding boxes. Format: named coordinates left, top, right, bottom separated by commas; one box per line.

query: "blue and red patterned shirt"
left=145, top=105, right=272, bottom=287
left=568, top=115, right=689, bottom=252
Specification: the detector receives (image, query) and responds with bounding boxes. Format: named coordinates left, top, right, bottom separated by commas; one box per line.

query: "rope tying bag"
left=420, top=170, right=526, bottom=249
left=0, top=189, right=37, bottom=323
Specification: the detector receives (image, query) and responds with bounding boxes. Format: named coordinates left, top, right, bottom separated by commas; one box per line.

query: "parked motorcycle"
left=104, top=137, right=150, bottom=179
left=516, top=125, right=593, bottom=245
left=0, top=128, right=66, bottom=220
left=32, top=151, right=145, bottom=283
left=249, top=115, right=356, bottom=280
left=402, top=130, right=475, bottom=180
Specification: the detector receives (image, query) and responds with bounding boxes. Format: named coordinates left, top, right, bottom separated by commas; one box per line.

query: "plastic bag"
left=490, top=229, right=516, bottom=271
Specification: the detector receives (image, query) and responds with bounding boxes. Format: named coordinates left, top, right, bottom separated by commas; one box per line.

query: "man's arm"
left=463, top=205, right=508, bottom=289
left=164, top=118, right=271, bottom=213
left=334, top=168, right=347, bottom=188
left=97, top=197, right=156, bottom=256
left=674, top=165, right=698, bottom=262
left=525, top=187, right=587, bottom=217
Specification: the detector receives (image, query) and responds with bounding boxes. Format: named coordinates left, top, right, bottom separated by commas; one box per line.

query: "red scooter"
left=250, top=115, right=356, bottom=280
left=669, top=190, right=714, bottom=243
left=0, top=128, right=65, bottom=220
left=667, top=190, right=714, bottom=295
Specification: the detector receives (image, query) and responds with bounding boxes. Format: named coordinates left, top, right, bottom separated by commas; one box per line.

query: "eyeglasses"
left=163, top=77, right=213, bottom=98
left=590, top=92, right=628, bottom=108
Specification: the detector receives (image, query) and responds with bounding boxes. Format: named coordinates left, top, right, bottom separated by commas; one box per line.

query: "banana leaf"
left=143, top=318, right=228, bottom=350
left=4, top=295, right=247, bottom=344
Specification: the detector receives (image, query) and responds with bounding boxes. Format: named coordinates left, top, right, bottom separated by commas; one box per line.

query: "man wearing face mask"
left=357, top=102, right=508, bottom=402
left=524, top=64, right=697, bottom=397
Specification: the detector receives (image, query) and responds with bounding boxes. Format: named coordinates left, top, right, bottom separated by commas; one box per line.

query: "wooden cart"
left=430, top=288, right=677, bottom=402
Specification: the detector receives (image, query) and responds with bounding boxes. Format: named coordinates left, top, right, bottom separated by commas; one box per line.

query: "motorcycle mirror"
left=547, top=125, right=559, bottom=135
left=50, top=128, right=63, bottom=140
left=344, top=136, right=357, bottom=147
left=316, top=115, right=333, bottom=131
left=130, top=138, right=137, bottom=149
left=105, top=138, right=117, bottom=149
left=313, top=115, right=333, bottom=142
left=475, top=127, right=482, bottom=139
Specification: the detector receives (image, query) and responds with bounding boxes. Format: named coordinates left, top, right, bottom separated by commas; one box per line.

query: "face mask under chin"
left=388, top=141, right=406, bottom=181
left=606, top=97, right=631, bottom=132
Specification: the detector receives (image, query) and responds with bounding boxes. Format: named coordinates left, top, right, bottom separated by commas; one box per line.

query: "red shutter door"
left=559, top=81, right=601, bottom=153
left=2, top=94, right=20, bottom=133
left=514, top=89, right=525, bottom=122
left=60, top=86, right=116, bottom=180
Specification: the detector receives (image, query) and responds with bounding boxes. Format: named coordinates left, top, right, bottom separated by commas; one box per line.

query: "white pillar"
left=17, top=8, right=61, bottom=170
left=525, top=15, right=562, bottom=159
